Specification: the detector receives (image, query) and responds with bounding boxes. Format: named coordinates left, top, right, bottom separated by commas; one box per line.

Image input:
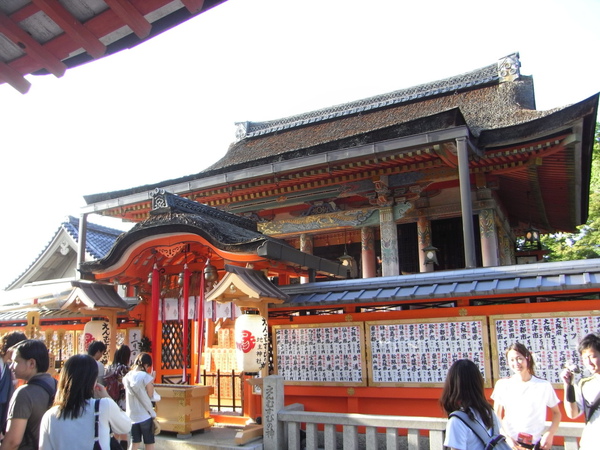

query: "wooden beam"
left=104, top=0, right=151, bottom=39
left=31, top=0, right=106, bottom=59
left=235, top=425, right=263, bottom=445
left=0, top=11, right=66, bottom=78
left=181, top=0, right=205, bottom=13
left=0, top=62, right=31, bottom=94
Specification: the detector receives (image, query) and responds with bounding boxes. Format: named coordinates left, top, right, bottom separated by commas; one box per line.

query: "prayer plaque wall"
left=490, top=311, right=600, bottom=385
left=273, top=322, right=367, bottom=386
left=366, top=317, right=491, bottom=387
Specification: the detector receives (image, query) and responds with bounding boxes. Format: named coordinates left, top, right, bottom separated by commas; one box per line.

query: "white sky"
left=0, top=0, right=599, bottom=289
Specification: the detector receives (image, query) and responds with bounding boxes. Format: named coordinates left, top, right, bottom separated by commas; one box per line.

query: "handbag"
left=152, top=417, right=161, bottom=435
left=93, top=399, right=124, bottom=450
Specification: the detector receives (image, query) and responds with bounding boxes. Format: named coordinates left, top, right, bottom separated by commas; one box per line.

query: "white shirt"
left=491, top=375, right=559, bottom=442
left=39, top=397, right=130, bottom=450
left=123, top=370, right=155, bottom=424
left=444, top=408, right=498, bottom=450
left=576, top=373, right=600, bottom=450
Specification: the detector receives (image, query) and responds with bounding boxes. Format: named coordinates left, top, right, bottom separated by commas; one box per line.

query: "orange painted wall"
left=268, top=298, right=597, bottom=426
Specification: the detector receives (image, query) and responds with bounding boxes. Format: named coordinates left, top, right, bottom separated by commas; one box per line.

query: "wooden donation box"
left=154, top=384, right=214, bottom=435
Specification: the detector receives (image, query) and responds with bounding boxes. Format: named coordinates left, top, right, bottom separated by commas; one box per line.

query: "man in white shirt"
left=87, top=341, right=107, bottom=386
left=562, top=333, right=600, bottom=450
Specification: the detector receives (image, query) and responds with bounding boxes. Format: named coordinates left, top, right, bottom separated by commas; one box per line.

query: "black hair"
left=55, top=354, right=98, bottom=419
left=0, top=331, right=27, bottom=357
left=578, top=333, right=600, bottom=354
left=132, top=352, right=152, bottom=371
left=11, top=339, right=50, bottom=373
left=440, top=359, right=494, bottom=429
left=113, top=345, right=131, bottom=367
left=87, top=340, right=107, bottom=356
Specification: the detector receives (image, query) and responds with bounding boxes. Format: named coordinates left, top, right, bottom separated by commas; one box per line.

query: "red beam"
left=31, top=0, right=106, bottom=59
left=181, top=0, right=205, bottom=13
left=0, top=11, right=66, bottom=78
left=104, top=0, right=152, bottom=39
left=0, top=62, right=31, bottom=94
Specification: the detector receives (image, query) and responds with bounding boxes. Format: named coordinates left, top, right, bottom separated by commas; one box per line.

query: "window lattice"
left=161, top=321, right=191, bottom=370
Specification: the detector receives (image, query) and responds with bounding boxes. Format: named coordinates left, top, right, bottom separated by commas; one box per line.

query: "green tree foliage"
left=542, top=123, right=600, bottom=261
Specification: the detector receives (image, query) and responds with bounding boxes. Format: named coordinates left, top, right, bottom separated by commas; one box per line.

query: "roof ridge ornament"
left=149, top=188, right=258, bottom=232
left=497, top=52, right=521, bottom=83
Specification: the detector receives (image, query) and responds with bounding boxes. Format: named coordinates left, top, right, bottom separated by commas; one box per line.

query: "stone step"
left=154, top=426, right=263, bottom=450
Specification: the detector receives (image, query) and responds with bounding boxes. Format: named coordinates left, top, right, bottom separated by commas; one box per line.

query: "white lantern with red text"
left=83, top=320, right=110, bottom=354
left=234, top=310, right=268, bottom=373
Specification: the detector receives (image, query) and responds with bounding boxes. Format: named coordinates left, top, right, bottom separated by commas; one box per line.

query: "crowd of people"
left=0, top=329, right=597, bottom=449
left=0, top=336, right=158, bottom=450
left=442, top=333, right=600, bottom=450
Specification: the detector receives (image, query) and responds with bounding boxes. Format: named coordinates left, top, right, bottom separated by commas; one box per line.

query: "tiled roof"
left=4, top=217, right=123, bottom=289
left=62, top=216, right=124, bottom=260
left=80, top=191, right=348, bottom=279
left=236, top=58, right=502, bottom=140
left=206, top=52, right=558, bottom=173
left=82, top=52, right=591, bottom=206
left=276, top=259, right=600, bottom=308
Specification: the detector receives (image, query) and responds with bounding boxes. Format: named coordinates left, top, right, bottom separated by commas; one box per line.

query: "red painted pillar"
left=195, top=266, right=205, bottom=383
left=361, top=227, right=376, bottom=278
left=151, top=264, right=160, bottom=372
left=182, top=264, right=190, bottom=383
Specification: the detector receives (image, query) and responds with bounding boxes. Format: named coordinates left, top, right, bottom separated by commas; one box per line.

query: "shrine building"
left=2, top=52, right=599, bottom=426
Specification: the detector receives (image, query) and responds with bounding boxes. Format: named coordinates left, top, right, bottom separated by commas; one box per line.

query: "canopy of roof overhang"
left=0, top=0, right=228, bottom=94
left=79, top=191, right=348, bottom=287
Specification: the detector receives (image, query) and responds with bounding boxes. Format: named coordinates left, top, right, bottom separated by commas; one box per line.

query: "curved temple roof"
left=80, top=190, right=348, bottom=279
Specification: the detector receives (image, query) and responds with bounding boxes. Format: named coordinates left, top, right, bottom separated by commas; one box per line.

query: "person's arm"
left=0, top=418, right=26, bottom=450
left=561, top=368, right=581, bottom=419
left=105, top=399, right=131, bottom=435
left=145, top=381, right=155, bottom=401
left=539, top=404, right=561, bottom=450
left=493, top=402, right=518, bottom=449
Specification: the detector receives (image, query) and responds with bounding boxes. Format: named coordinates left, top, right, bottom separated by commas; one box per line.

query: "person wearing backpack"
left=492, top=343, right=561, bottom=450
left=0, top=340, right=56, bottom=450
left=38, top=354, right=130, bottom=450
left=441, top=359, right=508, bottom=450
left=562, top=333, right=600, bottom=450
left=0, top=332, right=26, bottom=440
left=105, top=345, right=131, bottom=449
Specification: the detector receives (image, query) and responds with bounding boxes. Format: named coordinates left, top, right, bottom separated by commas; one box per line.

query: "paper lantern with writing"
left=235, top=312, right=268, bottom=373
left=83, top=320, right=110, bottom=352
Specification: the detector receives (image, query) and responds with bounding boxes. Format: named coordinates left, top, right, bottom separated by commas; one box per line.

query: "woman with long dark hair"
left=123, top=352, right=156, bottom=450
left=440, top=359, right=500, bottom=450
left=108, top=345, right=132, bottom=448
left=39, top=354, right=130, bottom=449
left=492, top=343, right=560, bottom=450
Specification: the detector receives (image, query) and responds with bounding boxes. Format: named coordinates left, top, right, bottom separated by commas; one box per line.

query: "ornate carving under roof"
left=150, top=189, right=257, bottom=232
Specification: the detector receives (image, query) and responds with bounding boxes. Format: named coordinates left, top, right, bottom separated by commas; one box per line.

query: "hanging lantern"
left=83, top=320, right=110, bottom=353
left=524, top=226, right=541, bottom=247
left=234, top=310, right=268, bottom=373
left=423, top=245, right=439, bottom=265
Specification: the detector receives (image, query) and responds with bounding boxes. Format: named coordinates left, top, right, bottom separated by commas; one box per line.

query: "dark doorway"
left=431, top=217, right=482, bottom=270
